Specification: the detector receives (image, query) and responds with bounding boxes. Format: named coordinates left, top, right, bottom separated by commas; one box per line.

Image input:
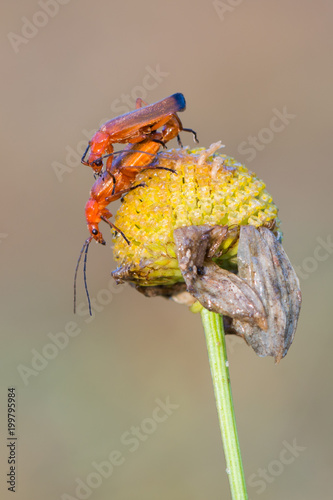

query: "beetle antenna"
left=109, top=172, right=117, bottom=195
left=74, top=237, right=93, bottom=316
left=151, top=139, right=166, bottom=148
left=101, top=149, right=156, bottom=161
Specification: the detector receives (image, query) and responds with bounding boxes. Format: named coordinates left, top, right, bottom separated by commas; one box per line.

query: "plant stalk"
left=201, top=308, right=248, bottom=500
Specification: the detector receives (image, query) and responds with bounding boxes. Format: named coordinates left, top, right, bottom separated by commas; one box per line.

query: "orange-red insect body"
left=74, top=130, right=182, bottom=314
left=81, top=93, right=196, bottom=174
left=85, top=127, right=178, bottom=245
left=75, top=95, right=198, bottom=313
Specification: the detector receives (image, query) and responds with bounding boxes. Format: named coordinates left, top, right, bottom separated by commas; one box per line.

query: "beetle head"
left=85, top=199, right=106, bottom=245
left=87, top=131, right=111, bottom=173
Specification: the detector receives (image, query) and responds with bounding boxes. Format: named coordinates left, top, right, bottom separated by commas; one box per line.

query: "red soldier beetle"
left=74, top=128, right=181, bottom=314
left=81, top=93, right=198, bottom=174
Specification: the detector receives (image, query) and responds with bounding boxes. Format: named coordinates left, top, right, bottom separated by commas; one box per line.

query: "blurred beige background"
left=1, top=1, right=332, bottom=499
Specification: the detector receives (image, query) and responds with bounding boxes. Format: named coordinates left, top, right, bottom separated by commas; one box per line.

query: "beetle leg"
left=120, top=183, right=147, bottom=202
left=115, top=183, right=147, bottom=201
left=149, top=166, right=177, bottom=174
left=135, top=98, right=149, bottom=108
left=100, top=216, right=130, bottom=245
left=118, top=163, right=177, bottom=175
left=81, top=143, right=91, bottom=165
left=182, top=128, right=199, bottom=143
left=160, top=114, right=184, bottom=145
left=105, top=145, right=115, bottom=173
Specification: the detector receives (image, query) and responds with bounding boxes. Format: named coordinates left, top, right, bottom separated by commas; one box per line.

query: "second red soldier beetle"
left=81, top=93, right=197, bottom=174
left=74, top=126, right=182, bottom=314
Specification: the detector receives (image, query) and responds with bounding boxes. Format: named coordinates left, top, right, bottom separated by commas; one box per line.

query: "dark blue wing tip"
left=172, top=93, right=186, bottom=112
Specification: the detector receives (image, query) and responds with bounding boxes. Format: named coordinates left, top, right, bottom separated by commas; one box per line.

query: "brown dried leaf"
left=232, top=226, right=302, bottom=362
left=174, top=226, right=267, bottom=329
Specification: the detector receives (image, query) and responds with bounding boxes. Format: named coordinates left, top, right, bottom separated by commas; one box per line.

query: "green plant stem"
left=201, top=308, right=248, bottom=500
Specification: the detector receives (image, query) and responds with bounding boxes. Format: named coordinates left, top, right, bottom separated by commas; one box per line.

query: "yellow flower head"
left=112, top=142, right=279, bottom=286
